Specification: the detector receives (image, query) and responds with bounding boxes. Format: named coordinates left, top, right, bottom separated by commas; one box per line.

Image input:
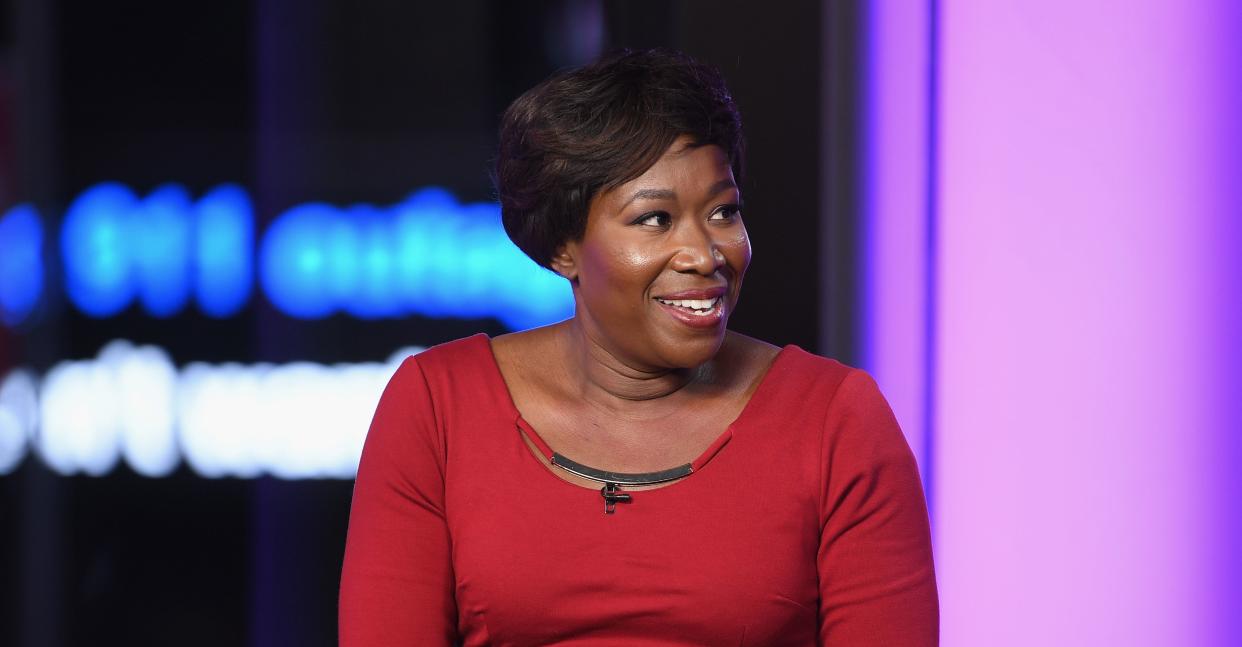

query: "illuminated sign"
left=3, top=183, right=574, bottom=329
left=62, top=183, right=254, bottom=318
left=0, top=340, right=420, bottom=479
left=0, top=204, right=44, bottom=326
left=259, top=187, right=572, bottom=328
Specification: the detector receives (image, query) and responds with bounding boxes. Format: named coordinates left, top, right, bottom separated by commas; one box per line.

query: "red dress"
left=340, top=334, right=938, bottom=646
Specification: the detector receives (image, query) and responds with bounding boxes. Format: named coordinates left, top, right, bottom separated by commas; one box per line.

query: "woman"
left=340, top=48, right=938, bottom=645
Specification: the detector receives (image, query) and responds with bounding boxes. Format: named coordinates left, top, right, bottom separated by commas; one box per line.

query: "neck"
left=559, top=319, right=711, bottom=405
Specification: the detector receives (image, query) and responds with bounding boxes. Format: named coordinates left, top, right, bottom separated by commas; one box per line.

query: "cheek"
left=581, top=242, right=662, bottom=299
left=723, top=228, right=752, bottom=277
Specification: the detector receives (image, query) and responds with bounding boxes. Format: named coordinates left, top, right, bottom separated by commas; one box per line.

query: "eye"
left=708, top=204, right=742, bottom=221
left=633, top=211, right=671, bottom=228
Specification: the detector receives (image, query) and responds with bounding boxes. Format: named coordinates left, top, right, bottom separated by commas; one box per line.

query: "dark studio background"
left=0, top=1, right=863, bottom=645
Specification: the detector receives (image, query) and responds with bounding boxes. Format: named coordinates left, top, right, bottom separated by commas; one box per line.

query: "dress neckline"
left=469, top=333, right=795, bottom=490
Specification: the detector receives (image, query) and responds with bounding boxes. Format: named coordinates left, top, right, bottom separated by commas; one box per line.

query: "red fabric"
left=340, top=334, right=938, bottom=646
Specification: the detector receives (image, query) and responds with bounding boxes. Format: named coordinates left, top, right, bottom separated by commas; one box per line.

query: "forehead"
left=633, top=139, right=733, bottom=188
left=598, top=138, right=736, bottom=207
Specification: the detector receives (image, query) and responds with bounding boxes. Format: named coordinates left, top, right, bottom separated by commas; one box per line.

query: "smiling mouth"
left=654, top=296, right=721, bottom=316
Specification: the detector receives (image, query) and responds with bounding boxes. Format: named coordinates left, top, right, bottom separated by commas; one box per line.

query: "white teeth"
left=656, top=297, right=719, bottom=311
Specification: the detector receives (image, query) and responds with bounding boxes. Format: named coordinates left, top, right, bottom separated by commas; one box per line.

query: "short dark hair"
left=494, top=48, right=745, bottom=270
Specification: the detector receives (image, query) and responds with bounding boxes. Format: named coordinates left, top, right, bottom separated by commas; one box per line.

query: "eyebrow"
left=622, top=178, right=738, bottom=208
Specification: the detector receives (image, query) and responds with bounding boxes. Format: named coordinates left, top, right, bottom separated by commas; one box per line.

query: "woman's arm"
left=340, top=356, right=458, bottom=646
left=817, top=370, right=939, bottom=645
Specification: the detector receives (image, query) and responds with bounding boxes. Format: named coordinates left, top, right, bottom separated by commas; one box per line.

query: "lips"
left=652, top=287, right=727, bottom=329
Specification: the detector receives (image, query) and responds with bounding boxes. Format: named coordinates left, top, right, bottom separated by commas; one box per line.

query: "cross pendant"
left=600, top=482, right=632, bottom=514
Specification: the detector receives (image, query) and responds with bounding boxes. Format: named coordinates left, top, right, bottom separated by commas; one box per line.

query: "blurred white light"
left=111, top=341, right=179, bottom=476
left=0, top=408, right=23, bottom=473
left=178, top=362, right=263, bottom=478
left=7, top=340, right=422, bottom=478
left=255, top=362, right=325, bottom=479
left=40, top=360, right=122, bottom=476
left=0, top=369, right=38, bottom=474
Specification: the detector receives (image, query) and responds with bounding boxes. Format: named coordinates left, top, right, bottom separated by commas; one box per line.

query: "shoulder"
left=778, top=345, right=855, bottom=383
left=404, top=333, right=493, bottom=378
left=720, top=333, right=879, bottom=429
left=745, top=336, right=858, bottom=403
left=384, top=333, right=507, bottom=415
left=780, top=351, right=892, bottom=428
left=746, top=341, right=901, bottom=441
left=410, top=332, right=492, bottom=363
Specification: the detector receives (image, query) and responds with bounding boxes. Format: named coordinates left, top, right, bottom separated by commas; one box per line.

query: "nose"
left=670, top=221, right=726, bottom=276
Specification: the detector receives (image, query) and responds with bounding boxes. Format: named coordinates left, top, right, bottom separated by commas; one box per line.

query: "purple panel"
left=859, top=0, right=932, bottom=481
left=931, top=1, right=1242, bottom=644
left=1203, top=1, right=1242, bottom=638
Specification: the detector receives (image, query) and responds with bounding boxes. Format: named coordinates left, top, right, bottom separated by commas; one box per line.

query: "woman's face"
left=555, top=136, right=751, bottom=371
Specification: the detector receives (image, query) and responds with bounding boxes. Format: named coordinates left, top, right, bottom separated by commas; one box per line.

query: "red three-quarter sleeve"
left=816, top=370, right=940, bottom=646
left=340, top=356, right=459, bottom=646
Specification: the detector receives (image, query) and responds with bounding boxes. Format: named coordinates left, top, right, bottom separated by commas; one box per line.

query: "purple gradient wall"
left=859, top=0, right=932, bottom=482
left=861, top=1, right=1242, bottom=644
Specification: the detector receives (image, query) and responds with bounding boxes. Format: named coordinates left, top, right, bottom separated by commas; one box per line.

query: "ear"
left=549, top=242, right=579, bottom=281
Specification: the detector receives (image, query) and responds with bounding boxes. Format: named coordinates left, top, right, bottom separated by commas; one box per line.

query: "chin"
left=653, top=330, right=727, bottom=369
